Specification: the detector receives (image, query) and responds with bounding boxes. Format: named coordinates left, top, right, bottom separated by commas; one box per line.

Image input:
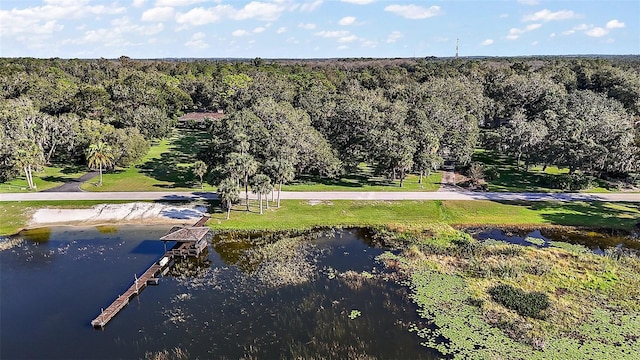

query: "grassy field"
left=81, top=128, right=216, bottom=192
left=2, top=199, right=637, bottom=237
left=472, top=149, right=615, bottom=193
left=0, top=165, right=87, bottom=193
left=283, top=165, right=442, bottom=192
left=207, top=199, right=640, bottom=232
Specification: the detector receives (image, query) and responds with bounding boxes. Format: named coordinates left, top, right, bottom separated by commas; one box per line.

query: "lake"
left=0, top=226, right=437, bottom=359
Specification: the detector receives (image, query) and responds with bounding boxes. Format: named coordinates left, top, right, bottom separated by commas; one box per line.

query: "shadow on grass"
left=473, top=150, right=554, bottom=192
left=138, top=129, right=211, bottom=188
left=497, top=200, right=640, bottom=230
left=291, top=171, right=398, bottom=188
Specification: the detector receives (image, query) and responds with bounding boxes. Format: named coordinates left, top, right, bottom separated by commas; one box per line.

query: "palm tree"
left=14, top=138, right=43, bottom=190
left=86, top=141, right=114, bottom=186
left=192, top=160, right=207, bottom=189
left=217, top=177, right=239, bottom=220
left=250, top=174, right=272, bottom=215
left=225, top=152, right=257, bottom=211
left=265, top=158, right=295, bottom=208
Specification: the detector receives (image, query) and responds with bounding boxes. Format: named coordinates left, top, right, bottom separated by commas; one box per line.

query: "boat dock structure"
left=90, top=216, right=210, bottom=329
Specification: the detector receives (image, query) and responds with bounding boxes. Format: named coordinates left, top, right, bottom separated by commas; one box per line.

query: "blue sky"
left=1, top=0, right=638, bottom=59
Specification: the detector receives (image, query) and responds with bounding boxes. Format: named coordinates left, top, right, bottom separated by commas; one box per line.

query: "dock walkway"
left=91, top=216, right=210, bottom=328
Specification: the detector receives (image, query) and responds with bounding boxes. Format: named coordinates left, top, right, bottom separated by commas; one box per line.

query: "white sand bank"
left=31, top=202, right=208, bottom=226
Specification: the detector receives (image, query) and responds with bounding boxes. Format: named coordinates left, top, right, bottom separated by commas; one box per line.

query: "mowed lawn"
left=0, top=165, right=87, bottom=193
left=283, top=165, right=442, bottom=192
left=82, top=128, right=443, bottom=193
left=208, top=199, right=640, bottom=232
left=472, top=149, right=618, bottom=193
left=81, top=128, right=215, bottom=192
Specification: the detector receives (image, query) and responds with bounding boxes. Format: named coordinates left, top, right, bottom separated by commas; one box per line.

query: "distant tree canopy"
left=1, top=56, right=639, bottom=185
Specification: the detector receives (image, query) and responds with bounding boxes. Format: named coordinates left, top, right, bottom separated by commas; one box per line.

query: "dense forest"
left=1, top=56, right=639, bottom=191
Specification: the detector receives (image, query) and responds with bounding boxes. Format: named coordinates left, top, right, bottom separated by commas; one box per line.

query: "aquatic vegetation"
left=348, top=309, right=362, bottom=319
left=0, top=237, right=24, bottom=251
left=380, top=224, right=640, bottom=359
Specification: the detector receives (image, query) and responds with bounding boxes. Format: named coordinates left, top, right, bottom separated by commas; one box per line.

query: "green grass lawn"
left=472, top=149, right=615, bottom=193
left=283, top=166, right=442, bottom=192
left=0, top=165, right=87, bottom=193
left=81, top=128, right=216, bottom=192
left=208, top=199, right=640, bottom=232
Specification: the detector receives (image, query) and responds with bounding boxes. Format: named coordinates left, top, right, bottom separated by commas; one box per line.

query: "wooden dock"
left=91, top=262, right=166, bottom=328
left=91, top=216, right=210, bottom=329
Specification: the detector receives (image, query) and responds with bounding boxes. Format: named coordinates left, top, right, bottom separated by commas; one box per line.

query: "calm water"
left=468, top=227, right=640, bottom=254
left=0, top=226, right=436, bottom=360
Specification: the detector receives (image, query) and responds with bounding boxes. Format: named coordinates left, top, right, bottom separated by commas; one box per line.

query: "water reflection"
left=1, top=226, right=436, bottom=360
left=467, top=227, right=640, bottom=254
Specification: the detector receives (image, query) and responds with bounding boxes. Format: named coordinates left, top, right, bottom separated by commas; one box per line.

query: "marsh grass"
left=381, top=224, right=640, bottom=358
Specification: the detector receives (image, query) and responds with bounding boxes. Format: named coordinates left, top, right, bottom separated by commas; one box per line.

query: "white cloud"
left=562, top=20, right=623, bottom=38
left=337, top=45, right=348, bottom=50
left=315, top=30, right=358, bottom=43
left=133, top=0, right=146, bottom=7
left=338, top=34, right=358, bottom=43
left=276, top=27, right=286, bottom=34
left=384, top=4, right=442, bottom=19
left=499, top=13, right=509, bottom=19
left=0, top=1, right=125, bottom=37
left=506, top=23, right=541, bottom=40
left=253, top=26, right=265, bottom=33
left=231, top=2, right=287, bottom=21
left=298, top=23, right=317, bottom=30
left=517, top=0, right=540, bottom=5
left=300, top=0, right=323, bottom=12
left=585, top=27, right=608, bottom=38
left=481, top=39, right=494, bottom=46
left=65, top=17, right=164, bottom=47
left=176, top=6, right=226, bottom=27
left=155, top=0, right=207, bottom=6
left=531, top=41, right=539, bottom=46
left=232, top=29, right=250, bottom=37
left=141, top=7, right=174, bottom=22
left=562, top=23, right=588, bottom=35
left=339, top=16, right=356, bottom=26
left=606, top=19, right=625, bottom=29
left=315, top=30, right=350, bottom=38
left=523, top=9, right=577, bottom=22
left=340, top=0, right=374, bottom=4
left=185, top=32, right=209, bottom=49
left=386, top=31, right=403, bottom=43
left=361, top=39, right=377, bottom=48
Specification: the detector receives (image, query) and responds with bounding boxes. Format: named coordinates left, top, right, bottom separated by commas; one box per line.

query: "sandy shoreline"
left=29, top=202, right=208, bottom=227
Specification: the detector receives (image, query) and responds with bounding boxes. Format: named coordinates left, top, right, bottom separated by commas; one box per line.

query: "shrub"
left=488, top=284, right=550, bottom=319
left=484, top=166, right=501, bottom=181
left=541, top=173, right=594, bottom=190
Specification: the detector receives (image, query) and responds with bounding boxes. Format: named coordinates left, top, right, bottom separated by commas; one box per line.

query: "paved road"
left=1, top=191, right=640, bottom=202
left=42, top=171, right=99, bottom=192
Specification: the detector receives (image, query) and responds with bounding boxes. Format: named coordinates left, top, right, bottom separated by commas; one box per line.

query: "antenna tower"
left=455, top=38, right=459, bottom=58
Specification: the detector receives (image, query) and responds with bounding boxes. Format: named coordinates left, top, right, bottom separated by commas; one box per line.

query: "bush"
left=541, top=173, right=594, bottom=191
left=488, top=284, right=549, bottom=319
left=484, top=166, right=501, bottom=181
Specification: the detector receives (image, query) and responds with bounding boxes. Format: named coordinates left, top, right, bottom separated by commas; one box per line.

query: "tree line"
left=1, top=56, right=638, bottom=195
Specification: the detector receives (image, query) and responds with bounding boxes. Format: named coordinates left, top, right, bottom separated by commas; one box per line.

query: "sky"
left=0, top=0, right=638, bottom=59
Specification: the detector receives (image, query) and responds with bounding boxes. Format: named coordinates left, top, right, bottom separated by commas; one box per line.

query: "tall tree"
left=225, top=152, right=257, bottom=211
left=86, top=141, right=114, bottom=186
left=13, top=138, right=43, bottom=190
left=217, top=177, right=239, bottom=220
left=192, top=160, right=207, bottom=189
left=250, top=173, right=272, bottom=214
left=264, top=158, right=295, bottom=208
